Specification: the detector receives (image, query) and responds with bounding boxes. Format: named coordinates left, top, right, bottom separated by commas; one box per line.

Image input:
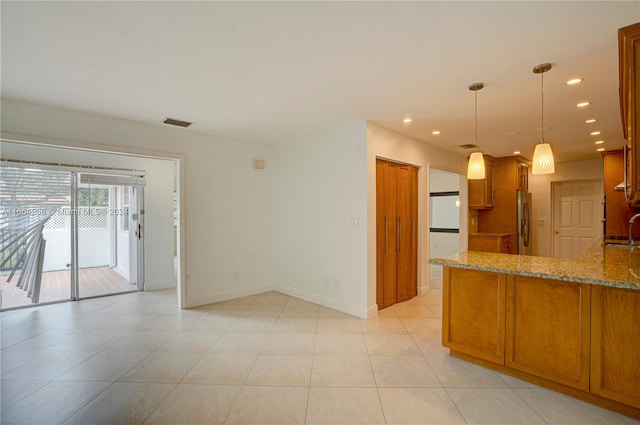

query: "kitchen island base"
left=442, top=266, right=640, bottom=420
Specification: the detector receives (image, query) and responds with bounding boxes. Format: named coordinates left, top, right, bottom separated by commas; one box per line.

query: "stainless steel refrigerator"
left=516, top=190, right=532, bottom=255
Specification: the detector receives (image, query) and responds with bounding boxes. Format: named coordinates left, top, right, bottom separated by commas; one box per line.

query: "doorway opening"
left=0, top=163, right=146, bottom=309
left=428, top=168, right=464, bottom=289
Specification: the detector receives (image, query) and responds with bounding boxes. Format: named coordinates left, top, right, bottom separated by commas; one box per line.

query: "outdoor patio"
left=1, top=266, right=135, bottom=309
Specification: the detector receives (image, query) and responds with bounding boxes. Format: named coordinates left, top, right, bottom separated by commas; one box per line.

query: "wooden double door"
left=376, top=159, right=418, bottom=309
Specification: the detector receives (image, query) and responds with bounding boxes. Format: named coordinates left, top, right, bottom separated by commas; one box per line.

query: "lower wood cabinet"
left=442, top=267, right=505, bottom=365
left=591, top=286, right=640, bottom=407
left=505, top=276, right=591, bottom=391
left=442, top=266, right=640, bottom=418
left=468, top=234, right=511, bottom=253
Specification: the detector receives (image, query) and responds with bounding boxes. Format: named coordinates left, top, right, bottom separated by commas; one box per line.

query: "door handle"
left=554, top=230, right=560, bottom=235
left=411, top=217, right=415, bottom=251
left=138, top=224, right=142, bottom=240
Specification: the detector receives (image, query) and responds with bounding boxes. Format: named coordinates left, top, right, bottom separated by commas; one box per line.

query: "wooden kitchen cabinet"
left=619, top=22, right=640, bottom=204
left=440, top=265, right=640, bottom=419
left=516, top=160, right=528, bottom=191
left=442, top=267, right=506, bottom=365
left=468, top=234, right=511, bottom=253
left=468, top=155, right=494, bottom=209
left=505, top=275, right=591, bottom=391
left=476, top=156, right=529, bottom=251
left=591, top=285, right=640, bottom=407
left=602, top=149, right=640, bottom=240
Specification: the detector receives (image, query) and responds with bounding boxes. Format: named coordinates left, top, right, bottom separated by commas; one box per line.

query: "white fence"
left=42, top=207, right=112, bottom=271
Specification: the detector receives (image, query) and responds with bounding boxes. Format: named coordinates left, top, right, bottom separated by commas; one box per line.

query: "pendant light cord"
left=475, top=89, right=478, bottom=147
left=540, top=70, right=545, bottom=143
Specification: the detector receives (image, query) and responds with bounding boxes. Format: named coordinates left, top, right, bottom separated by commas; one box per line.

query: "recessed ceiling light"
left=432, top=130, right=440, bottom=135
left=506, top=131, right=519, bottom=136
left=513, top=151, right=521, bottom=155
left=577, top=101, right=591, bottom=108
left=585, top=119, right=597, bottom=124
left=566, top=78, right=583, bottom=85
left=595, top=141, right=604, bottom=145
left=403, top=118, right=412, bottom=123
left=590, top=131, right=601, bottom=136
left=597, top=148, right=606, bottom=152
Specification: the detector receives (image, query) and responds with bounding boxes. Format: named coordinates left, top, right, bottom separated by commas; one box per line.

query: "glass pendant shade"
left=467, top=152, right=486, bottom=179
left=532, top=142, right=555, bottom=175
left=532, top=63, right=555, bottom=175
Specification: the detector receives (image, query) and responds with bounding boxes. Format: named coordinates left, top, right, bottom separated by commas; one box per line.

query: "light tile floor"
left=1, top=288, right=639, bottom=425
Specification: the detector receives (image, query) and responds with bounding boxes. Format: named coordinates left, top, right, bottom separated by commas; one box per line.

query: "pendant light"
left=531, top=63, right=556, bottom=175
left=467, top=82, right=485, bottom=180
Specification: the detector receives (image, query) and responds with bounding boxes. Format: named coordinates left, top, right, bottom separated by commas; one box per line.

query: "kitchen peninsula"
left=429, top=242, right=640, bottom=419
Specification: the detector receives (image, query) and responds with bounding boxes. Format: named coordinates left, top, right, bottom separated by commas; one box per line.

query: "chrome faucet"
left=629, top=213, right=640, bottom=246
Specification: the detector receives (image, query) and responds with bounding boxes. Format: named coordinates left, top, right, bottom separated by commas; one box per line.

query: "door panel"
left=553, top=180, right=603, bottom=259
left=397, top=165, right=412, bottom=302
left=78, top=184, right=140, bottom=298
left=376, top=162, right=385, bottom=308
left=376, top=159, right=418, bottom=309
left=382, top=162, right=398, bottom=308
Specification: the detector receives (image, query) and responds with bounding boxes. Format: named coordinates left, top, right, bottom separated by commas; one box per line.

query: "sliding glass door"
left=0, top=165, right=73, bottom=308
left=77, top=180, right=144, bottom=299
left=0, top=163, right=145, bottom=309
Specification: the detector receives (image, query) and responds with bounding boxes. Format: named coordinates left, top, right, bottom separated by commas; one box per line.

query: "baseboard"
left=145, top=279, right=177, bottom=291
left=367, top=304, right=379, bottom=319
left=418, top=284, right=430, bottom=296
left=275, top=284, right=368, bottom=319
left=185, top=283, right=274, bottom=308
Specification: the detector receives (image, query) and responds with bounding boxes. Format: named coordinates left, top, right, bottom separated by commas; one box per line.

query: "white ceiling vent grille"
left=162, top=117, right=193, bottom=128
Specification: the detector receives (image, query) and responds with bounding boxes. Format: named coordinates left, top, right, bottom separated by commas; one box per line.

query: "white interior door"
left=552, top=179, right=603, bottom=259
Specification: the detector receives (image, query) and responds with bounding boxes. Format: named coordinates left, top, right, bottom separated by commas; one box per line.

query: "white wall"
left=528, top=158, right=604, bottom=257
left=274, top=122, right=369, bottom=318
left=1, top=98, right=275, bottom=307
left=366, top=122, right=467, bottom=310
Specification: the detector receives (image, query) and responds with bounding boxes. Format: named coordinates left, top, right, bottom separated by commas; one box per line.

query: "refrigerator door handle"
left=523, top=202, right=531, bottom=247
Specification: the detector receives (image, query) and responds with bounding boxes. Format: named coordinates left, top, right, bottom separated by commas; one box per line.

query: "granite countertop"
left=469, top=232, right=511, bottom=237
left=429, top=240, right=640, bottom=291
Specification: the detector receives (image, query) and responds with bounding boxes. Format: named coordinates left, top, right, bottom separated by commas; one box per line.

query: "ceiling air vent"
left=458, top=143, right=479, bottom=150
left=162, top=117, right=193, bottom=128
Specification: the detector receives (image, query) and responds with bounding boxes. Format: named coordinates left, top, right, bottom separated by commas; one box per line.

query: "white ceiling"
left=2, top=1, right=639, bottom=163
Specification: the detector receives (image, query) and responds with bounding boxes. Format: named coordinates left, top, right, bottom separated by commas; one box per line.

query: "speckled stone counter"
left=429, top=240, right=640, bottom=291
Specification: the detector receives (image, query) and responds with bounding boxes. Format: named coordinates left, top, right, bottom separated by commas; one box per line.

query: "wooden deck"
left=1, top=266, right=136, bottom=309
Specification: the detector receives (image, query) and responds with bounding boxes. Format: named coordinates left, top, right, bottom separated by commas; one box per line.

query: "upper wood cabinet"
left=468, top=155, right=494, bottom=209
left=619, top=22, right=640, bottom=204
left=516, top=160, right=529, bottom=191
left=476, top=156, right=529, bottom=251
